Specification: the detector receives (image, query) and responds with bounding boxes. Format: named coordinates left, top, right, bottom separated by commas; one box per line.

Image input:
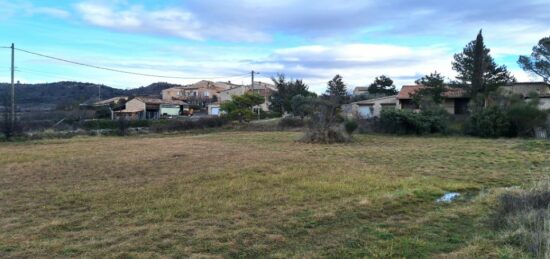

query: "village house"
left=218, top=81, right=277, bottom=112
left=397, top=85, right=470, bottom=115
left=353, top=95, right=398, bottom=119
left=353, top=86, right=369, bottom=96
left=93, top=96, right=129, bottom=107
left=114, top=97, right=187, bottom=120
left=218, top=85, right=247, bottom=103
left=502, top=82, right=550, bottom=110
left=358, top=82, right=550, bottom=118
left=250, top=82, right=277, bottom=111
left=161, top=80, right=240, bottom=107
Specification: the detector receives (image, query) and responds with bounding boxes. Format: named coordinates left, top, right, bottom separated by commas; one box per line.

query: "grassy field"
left=0, top=132, right=549, bottom=258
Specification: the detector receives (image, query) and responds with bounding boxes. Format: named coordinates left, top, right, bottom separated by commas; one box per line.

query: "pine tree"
left=413, top=72, right=447, bottom=105
left=269, top=74, right=315, bottom=114
left=518, top=36, right=550, bottom=83
left=326, top=75, right=348, bottom=103
left=367, top=75, right=398, bottom=96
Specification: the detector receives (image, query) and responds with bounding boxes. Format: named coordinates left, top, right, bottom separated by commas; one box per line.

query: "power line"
left=14, top=47, right=250, bottom=80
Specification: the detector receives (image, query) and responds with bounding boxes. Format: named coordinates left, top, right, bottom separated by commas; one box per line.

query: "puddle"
left=436, top=192, right=461, bottom=203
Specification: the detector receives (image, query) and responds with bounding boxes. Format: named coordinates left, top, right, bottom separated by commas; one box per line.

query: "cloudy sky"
left=0, top=0, right=549, bottom=93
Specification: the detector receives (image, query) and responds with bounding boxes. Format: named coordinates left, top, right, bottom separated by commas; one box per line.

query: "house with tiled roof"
left=161, top=80, right=240, bottom=107
left=502, top=82, right=550, bottom=110
left=353, top=86, right=369, bottom=96
left=218, top=81, right=277, bottom=112
left=397, top=85, right=470, bottom=115
left=114, top=97, right=188, bottom=120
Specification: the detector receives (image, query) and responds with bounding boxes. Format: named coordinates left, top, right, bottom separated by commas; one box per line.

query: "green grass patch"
left=0, top=132, right=548, bottom=257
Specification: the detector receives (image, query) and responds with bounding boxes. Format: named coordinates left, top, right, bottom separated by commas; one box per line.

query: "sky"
left=0, top=0, right=549, bottom=93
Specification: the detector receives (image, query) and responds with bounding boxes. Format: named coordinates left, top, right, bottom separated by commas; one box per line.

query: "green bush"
left=344, top=120, right=358, bottom=134
left=420, top=107, right=451, bottom=134
left=465, top=101, right=548, bottom=138
left=220, top=93, right=265, bottom=122
left=378, top=109, right=449, bottom=135
left=465, top=107, right=513, bottom=138
left=227, top=108, right=255, bottom=122
left=507, top=102, right=548, bottom=137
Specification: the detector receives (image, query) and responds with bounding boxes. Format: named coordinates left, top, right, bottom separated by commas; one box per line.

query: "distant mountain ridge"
left=0, top=81, right=184, bottom=108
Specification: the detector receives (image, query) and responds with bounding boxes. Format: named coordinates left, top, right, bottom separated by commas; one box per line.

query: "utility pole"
left=10, top=43, right=15, bottom=127
left=251, top=70, right=261, bottom=119
left=251, top=70, right=255, bottom=91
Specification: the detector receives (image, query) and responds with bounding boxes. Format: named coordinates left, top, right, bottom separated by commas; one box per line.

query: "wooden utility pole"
left=10, top=43, right=15, bottom=126
left=251, top=70, right=261, bottom=119
left=251, top=70, right=255, bottom=91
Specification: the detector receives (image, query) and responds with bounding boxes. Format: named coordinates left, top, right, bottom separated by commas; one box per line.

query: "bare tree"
left=300, top=96, right=350, bottom=144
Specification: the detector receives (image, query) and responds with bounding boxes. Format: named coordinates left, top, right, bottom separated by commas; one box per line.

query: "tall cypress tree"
left=472, top=30, right=484, bottom=101
left=452, top=30, right=515, bottom=108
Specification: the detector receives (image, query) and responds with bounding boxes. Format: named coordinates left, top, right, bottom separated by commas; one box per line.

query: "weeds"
left=492, top=181, right=550, bottom=258
left=0, top=133, right=548, bottom=257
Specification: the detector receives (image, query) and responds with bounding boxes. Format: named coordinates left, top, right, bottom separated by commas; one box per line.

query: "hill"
left=0, top=81, right=184, bottom=109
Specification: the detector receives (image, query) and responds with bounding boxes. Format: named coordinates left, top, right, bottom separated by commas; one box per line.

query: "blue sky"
left=1, top=0, right=549, bottom=93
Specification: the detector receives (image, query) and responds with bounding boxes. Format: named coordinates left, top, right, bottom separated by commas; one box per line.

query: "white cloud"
left=74, top=1, right=271, bottom=42
left=27, top=7, right=70, bottom=18
left=259, top=44, right=456, bottom=92
left=0, top=2, right=70, bottom=19
left=75, top=2, right=203, bottom=40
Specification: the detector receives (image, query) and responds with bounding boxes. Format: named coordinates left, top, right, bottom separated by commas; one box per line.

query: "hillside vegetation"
left=0, top=81, right=182, bottom=108
left=0, top=132, right=548, bottom=258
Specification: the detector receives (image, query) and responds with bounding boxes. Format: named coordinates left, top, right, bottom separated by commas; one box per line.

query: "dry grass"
left=0, top=132, right=548, bottom=258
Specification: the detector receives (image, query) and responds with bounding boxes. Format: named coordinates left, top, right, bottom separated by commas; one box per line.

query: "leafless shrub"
left=492, top=181, right=550, bottom=258
left=300, top=98, right=351, bottom=144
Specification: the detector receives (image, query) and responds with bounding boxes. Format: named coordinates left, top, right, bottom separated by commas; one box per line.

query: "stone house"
left=397, top=85, right=470, bottom=115
left=353, top=95, right=398, bottom=118
left=161, top=80, right=240, bottom=107
left=502, top=82, right=550, bottom=110
left=353, top=86, right=369, bottom=96
left=114, top=97, right=187, bottom=120
left=218, top=82, right=277, bottom=112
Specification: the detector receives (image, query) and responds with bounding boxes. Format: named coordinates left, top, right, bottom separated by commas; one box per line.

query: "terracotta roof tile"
left=397, top=85, right=467, bottom=99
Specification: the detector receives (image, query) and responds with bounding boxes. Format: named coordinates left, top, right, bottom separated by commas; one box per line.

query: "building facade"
left=114, top=97, right=187, bottom=120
